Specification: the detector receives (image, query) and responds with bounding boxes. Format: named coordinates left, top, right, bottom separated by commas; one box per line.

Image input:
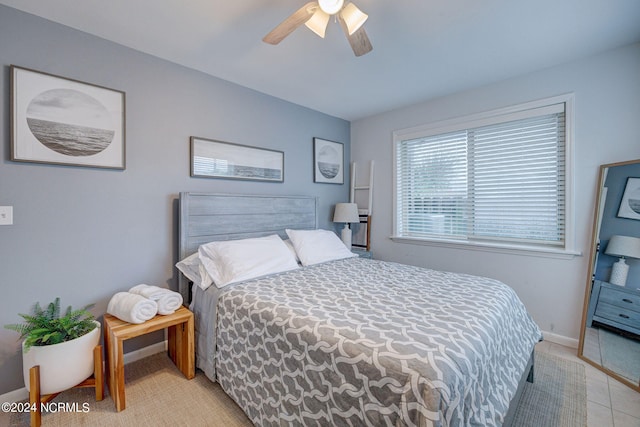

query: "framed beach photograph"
left=190, top=137, right=284, bottom=182
left=11, top=65, right=125, bottom=169
left=617, top=177, right=640, bottom=220
left=313, top=138, right=344, bottom=184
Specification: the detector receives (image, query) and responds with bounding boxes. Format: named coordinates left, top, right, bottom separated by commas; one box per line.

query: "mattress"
left=192, top=257, right=542, bottom=426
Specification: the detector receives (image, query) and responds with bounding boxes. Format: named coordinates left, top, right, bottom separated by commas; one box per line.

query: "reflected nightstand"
left=587, top=280, right=640, bottom=335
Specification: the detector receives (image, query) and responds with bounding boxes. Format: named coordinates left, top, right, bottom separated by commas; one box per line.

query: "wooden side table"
left=103, top=306, right=195, bottom=411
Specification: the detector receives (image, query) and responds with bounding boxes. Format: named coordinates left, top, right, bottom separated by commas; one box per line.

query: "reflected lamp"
left=605, top=235, right=640, bottom=286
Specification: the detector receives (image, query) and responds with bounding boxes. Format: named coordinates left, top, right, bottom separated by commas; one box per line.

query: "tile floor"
left=1, top=342, right=638, bottom=426
left=535, top=340, right=640, bottom=427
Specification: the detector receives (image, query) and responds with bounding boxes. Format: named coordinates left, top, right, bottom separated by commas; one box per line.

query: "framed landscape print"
left=617, top=177, right=640, bottom=220
left=313, top=138, right=344, bottom=184
left=11, top=65, right=126, bottom=169
left=190, top=137, right=284, bottom=182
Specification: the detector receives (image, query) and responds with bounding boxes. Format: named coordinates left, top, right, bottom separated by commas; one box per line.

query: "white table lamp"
left=333, top=203, right=360, bottom=249
left=604, top=235, right=640, bottom=286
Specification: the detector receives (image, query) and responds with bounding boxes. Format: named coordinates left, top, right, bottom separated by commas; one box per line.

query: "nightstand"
left=588, top=280, right=640, bottom=335
left=352, top=248, right=373, bottom=259
left=103, top=306, right=195, bottom=411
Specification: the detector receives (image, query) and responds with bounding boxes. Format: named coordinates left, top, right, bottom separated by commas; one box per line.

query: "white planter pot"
left=22, top=320, right=101, bottom=395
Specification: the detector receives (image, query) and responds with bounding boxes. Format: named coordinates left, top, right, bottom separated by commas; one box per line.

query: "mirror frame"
left=577, top=158, right=640, bottom=391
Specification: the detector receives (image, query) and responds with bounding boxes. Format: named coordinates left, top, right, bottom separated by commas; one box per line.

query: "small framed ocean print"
left=10, top=65, right=126, bottom=169
left=617, top=177, right=640, bottom=220
left=313, top=138, right=344, bottom=184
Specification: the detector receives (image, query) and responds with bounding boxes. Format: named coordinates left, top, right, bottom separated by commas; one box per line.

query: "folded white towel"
left=129, top=284, right=183, bottom=315
left=107, top=292, right=158, bottom=324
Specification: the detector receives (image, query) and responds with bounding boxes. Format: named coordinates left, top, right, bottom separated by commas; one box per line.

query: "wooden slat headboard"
left=177, top=192, right=318, bottom=302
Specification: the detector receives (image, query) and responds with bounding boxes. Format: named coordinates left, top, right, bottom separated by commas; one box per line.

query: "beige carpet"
left=11, top=351, right=585, bottom=426
left=10, top=353, right=251, bottom=427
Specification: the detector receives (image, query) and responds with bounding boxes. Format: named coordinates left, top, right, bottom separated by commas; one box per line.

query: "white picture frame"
left=11, top=65, right=126, bottom=169
left=313, top=138, right=344, bottom=184
left=190, top=137, right=284, bottom=182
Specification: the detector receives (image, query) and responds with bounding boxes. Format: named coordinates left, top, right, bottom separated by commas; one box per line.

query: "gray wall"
left=351, top=43, right=640, bottom=343
left=0, top=5, right=350, bottom=394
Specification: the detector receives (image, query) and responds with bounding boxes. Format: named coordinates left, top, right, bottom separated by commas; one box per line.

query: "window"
left=393, top=95, right=574, bottom=254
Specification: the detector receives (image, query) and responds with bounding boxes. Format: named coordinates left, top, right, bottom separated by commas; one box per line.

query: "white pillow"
left=197, top=246, right=224, bottom=286
left=175, top=253, right=214, bottom=290
left=283, top=239, right=301, bottom=263
left=198, top=234, right=299, bottom=288
left=285, top=229, right=357, bottom=266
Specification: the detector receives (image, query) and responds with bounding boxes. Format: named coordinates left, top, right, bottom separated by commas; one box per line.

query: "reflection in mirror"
left=579, top=159, right=640, bottom=391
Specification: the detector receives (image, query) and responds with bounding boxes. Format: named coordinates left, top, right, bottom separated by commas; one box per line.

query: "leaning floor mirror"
left=578, top=159, right=640, bottom=391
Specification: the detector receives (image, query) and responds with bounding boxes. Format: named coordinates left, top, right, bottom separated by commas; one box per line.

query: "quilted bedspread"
left=194, top=257, right=542, bottom=427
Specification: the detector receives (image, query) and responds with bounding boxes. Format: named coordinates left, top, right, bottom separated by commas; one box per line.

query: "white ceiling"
left=2, top=0, right=639, bottom=121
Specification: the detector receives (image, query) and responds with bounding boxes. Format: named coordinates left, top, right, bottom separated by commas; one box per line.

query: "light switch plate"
left=0, top=206, right=13, bottom=225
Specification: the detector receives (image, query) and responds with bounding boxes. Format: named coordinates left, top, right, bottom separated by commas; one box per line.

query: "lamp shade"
left=341, top=3, right=368, bottom=35
left=305, top=8, right=330, bottom=38
left=605, top=235, right=640, bottom=259
left=333, top=203, right=359, bottom=223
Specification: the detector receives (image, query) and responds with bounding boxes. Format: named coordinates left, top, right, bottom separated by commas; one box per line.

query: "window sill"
left=389, top=236, right=582, bottom=259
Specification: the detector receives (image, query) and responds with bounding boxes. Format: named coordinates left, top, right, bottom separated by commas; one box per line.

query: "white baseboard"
left=123, top=340, right=167, bottom=364
left=0, top=388, right=30, bottom=407
left=0, top=341, right=167, bottom=404
left=542, top=330, right=579, bottom=349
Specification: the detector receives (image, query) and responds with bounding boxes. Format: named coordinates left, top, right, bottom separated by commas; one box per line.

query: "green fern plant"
left=4, top=297, right=97, bottom=351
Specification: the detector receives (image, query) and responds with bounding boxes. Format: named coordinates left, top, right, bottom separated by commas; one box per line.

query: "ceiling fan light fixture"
left=340, top=2, right=368, bottom=35
left=318, top=0, right=344, bottom=15
left=305, top=8, right=330, bottom=38
left=262, top=0, right=372, bottom=56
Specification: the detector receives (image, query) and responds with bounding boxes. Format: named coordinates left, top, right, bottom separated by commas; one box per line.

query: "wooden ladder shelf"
left=350, top=161, right=374, bottom=251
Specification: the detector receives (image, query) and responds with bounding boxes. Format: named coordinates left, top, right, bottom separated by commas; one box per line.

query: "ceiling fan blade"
left=263, top=2, right=318, bottom=45
left=339, top=17, right=372, bottom=57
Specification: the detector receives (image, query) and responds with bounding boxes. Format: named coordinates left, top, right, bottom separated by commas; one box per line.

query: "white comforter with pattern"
left=192, top=257, right=542, bottom=426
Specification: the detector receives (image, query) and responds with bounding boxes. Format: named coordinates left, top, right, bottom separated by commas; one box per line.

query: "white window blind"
left=395, top=102, right=567, bottom=249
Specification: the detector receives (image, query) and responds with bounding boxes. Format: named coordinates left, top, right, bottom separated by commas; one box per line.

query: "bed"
left=177, top=192, right=542, bottom=427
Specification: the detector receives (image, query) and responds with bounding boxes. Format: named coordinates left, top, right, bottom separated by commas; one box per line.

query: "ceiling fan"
left=263, top=0, right=373, bottom=57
